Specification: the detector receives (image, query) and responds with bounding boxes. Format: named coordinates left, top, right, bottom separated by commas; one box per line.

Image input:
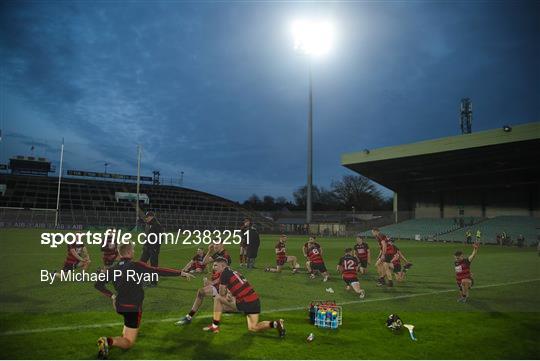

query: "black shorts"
left=310, top=262, right=327, bottom=273
left=384, top=254, right=394, bottom=263
left=276, top=258, right=286, bottom=266
left=62, top=262, right=79, bottom=272
left=358, top=259, right=368, bottom=268
left=393, top=264, right=402, bottom=273
left=236, top=299, right=261, bottom=315
left=343, top=277, right=359, bottom=285
left=118, top=309, right=142, bottom=329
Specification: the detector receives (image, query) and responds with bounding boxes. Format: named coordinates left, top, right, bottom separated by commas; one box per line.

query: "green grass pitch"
left=0, top=228, right=539, bottom=359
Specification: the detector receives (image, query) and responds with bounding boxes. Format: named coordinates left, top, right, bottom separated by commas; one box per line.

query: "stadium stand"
left=439, top=216, right=540, bottom=245
left=0, top=174, right=275, bottom=231
left=342, top=122, right=540, bottom=244
left=360, top=217, right=477, bottom=240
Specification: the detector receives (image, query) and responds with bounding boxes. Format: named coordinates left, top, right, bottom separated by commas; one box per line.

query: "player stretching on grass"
left=454, top=243, right=479, bottom=303
left=175, top=262, right=235, bottom=325
left=100, top=229, right=119, bottom=272
left=203, top=241, right=232, bottom=266
left=306, top=236, right=329, bottom=282
left=182, top=248, right=207, bottom=273
left=390, top=247, right=412, bottom=282
left=353, top=235, right=370, bottom=275
left=265, top=234, right=300, bottom=273
left=95, top=243, right=194, bottom=359
left=372, top=228, right=390, bottom=286
left=337, top=248, right=366, bottom=298
left=54, top=234, right=91, bottom=276
left=203, top=258, right=286, bottom=337
left=302, top=240, right=313, bottom=273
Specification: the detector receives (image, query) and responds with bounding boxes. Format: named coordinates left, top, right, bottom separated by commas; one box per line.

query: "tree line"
left=242, top=175, right=392, bottom=212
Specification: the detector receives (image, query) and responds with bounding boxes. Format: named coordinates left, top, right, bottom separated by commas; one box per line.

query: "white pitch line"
left=1, top=278, right=539, bottom=336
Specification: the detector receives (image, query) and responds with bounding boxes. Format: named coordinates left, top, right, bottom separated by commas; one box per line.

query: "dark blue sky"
left=1, top=1, right=538, bottom=201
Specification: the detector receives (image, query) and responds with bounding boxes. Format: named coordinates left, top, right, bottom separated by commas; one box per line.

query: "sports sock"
left=188, top=310, right=196, bottom=317
left=212, top=319, right=220, bottom=326
left=270, top=321, right=276, bottom=328
left=106, top=337, right=113, bottom=346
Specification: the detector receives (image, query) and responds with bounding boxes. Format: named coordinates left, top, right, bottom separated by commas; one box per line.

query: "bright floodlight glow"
left=292, top=19, right=335, bottom=56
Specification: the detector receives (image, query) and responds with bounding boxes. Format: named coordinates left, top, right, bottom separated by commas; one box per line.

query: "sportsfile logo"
left=40, top=229, right=249, bottom=248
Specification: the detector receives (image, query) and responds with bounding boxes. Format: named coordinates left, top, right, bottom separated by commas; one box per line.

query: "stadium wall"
left=412, top=186, right=539, bottom=219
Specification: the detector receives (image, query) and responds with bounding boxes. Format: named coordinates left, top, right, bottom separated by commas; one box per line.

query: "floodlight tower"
left=460, top=98, right=472, bottom=134
left=292, top=19, right=334, bottom=225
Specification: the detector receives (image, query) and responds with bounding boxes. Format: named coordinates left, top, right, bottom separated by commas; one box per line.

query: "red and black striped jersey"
left=192, top=253, right=206, bottom=269
left=219, top=267, right=259, bottom=303
left=354, top=242, right=369, bottom=260
left=101, top=237, right=118, bottom=262
left=307, top=243, right=324, bottom=264
left=276, top=241, right=287, bottom=261
left=339, top=255, right=358, bottom=280
left=65, top=243, right=85, bottom=265
left=212, top=250, right=232, bottom=265
left=384, top=239, right=397, bottom=256
left=454, top=258, right=471, bottom=281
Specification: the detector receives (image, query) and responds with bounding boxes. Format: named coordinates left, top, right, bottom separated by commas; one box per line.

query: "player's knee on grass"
left=246, top=314, right=264, bottom=332
left=121, top=327, right=138, bottom=349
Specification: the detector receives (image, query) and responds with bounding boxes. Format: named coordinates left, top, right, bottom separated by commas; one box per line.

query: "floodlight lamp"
left=292, top=19, right=335, bottom=57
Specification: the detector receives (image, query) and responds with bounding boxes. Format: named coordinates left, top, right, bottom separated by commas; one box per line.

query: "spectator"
left=475, top=229, right=482, bottom=244
left=465, top=229, right=472, bottom=244
left=516, top=234, right=525, bottom=248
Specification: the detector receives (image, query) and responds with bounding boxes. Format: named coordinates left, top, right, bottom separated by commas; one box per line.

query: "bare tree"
left=331, top=175, right=385, bottom=210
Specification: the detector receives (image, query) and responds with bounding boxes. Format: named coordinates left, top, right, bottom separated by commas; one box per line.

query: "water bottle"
left=331, top=311, right=338, bottom=329
left=326, top=309, right=332, bottom=328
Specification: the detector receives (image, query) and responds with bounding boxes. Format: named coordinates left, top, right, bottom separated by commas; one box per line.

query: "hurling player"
left=371, top=228, right=391, bottom=286
left=100, top=229, right=119, bottom=272
left=353, top=235, right=370, bottom=275
left=265, top=234, right=300, bottom=273
left=54, top=234, right=91, bottom=275
left=454, top=243, right=479, bottom=302
left=95, top=243, right=194, bottom=359
left=202, top=258, right=285, bottom=337
left=203, top=241, right=232, bottom=266
left=306, top=236, right=329, bottom=282
left=390, top=247, right=412, bottom=282
left=176, top=261, right=235, bottom=325
left=337, top=248, right=366, bottom=298
left=182, top=248, right=207, bottom=273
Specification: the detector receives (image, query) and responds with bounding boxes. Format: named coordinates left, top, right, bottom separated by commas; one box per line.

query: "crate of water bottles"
left=308, top=300, right=342, bottom=329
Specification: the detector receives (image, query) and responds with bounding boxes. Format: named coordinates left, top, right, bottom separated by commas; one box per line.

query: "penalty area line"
left=1, top=278, right=539, bottom=336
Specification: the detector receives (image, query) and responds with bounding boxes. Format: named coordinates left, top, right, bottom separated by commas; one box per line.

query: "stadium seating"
left=359, top=216, right=538, bottom=246
left=0, top=174, right=275, bottom=231
left=439, top=216, right=539, bottom=245
left=359, top=218, right=465, bottom=240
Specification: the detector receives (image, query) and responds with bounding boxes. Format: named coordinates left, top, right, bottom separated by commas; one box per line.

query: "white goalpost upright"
left=54, top=138, right=64, bottom=227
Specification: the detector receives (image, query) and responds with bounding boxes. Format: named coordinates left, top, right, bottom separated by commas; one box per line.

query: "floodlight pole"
left=54, top=138, right=64, bottom=227
left=306, top=61, right=313, bottom=225
left=136, top=145, right=141, bottom=228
